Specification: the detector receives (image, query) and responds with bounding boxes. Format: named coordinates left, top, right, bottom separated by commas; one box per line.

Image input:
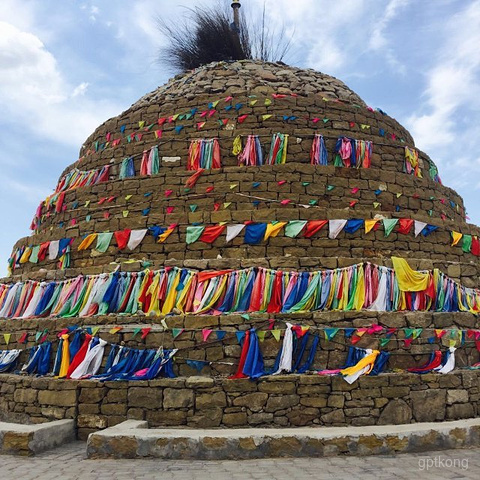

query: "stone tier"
left=9, top=223, right=480, bottom=287
left=32, top=163, right=466, bottom=238
left=74, top=60, right=414, bottom=169
left=73, top=111, right=416, bottom=175
left=0, top=310, right=478, bottom=377
left=1, top=371, right=479, bottom=440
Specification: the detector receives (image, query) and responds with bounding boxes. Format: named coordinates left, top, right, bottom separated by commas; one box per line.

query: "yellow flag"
left=230, top=184, right=238, bottom=189
left=250, top=99, right=258, bottom=106
left=365, top=219, right=378, bottom=234
left=391, top=256, right=430, bottom=292
left=451, top=231, right=462, bottom=246
left=125, top=194, right=133, bottom=201
left=4, top=333, right=11, bottom=345
left=264, top=98, right=272, bottom=106
left=271, top=329, right=281, bottom=341
left=264, top=222, right=287, bottom=241
left=78, top=233, right=98, bottom=251
left=373, top=202, right=381, bottom=209
left=262, top=114, right=272, bottom=121
left=123, top=211, right=129, bottom=218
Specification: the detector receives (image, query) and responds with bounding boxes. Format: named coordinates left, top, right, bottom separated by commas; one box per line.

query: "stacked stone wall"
left=1, top=372, right=478, bottom=440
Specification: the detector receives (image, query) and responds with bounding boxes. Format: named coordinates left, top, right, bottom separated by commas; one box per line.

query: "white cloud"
left=2, top=177, right=50, bottom=205
left=369, top=0, right=410, bottom=74
left=406, top=0, right=480, bottom=202
left=369, top=0, right=410, bottom=50
left=72, top=82, right=90, bottom=97
left=0, top=20, right=121, bottom=148
left=407, top=1, right=480, bottom=152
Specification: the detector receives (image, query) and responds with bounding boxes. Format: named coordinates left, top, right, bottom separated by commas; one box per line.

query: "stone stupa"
left=1, top=59, right=479, bottom=449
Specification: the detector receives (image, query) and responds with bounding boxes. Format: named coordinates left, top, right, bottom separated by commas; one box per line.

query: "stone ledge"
left=0, top=419, right=75, bottom=456
left=86, top=418, right=480, bottom=459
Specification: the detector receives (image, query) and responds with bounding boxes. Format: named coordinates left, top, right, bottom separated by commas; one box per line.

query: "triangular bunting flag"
left=202, top=329, right=213, bottom=342
left=383, top=218, right=399, bottom=237
left=324, top=328, right=339, bottom=341
left=365, top=219, right=379, bottom=234
left=172, top=328, right=184, bottom=339
left=271, top=329, right=281, bottom=342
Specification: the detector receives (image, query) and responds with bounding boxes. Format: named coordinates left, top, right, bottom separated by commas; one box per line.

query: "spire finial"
left=231, top=0, right=241, bottom=31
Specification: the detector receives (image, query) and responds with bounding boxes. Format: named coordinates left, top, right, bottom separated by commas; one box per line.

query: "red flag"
left=114, top=229, right=131, bottom=250
left=397, top=219, right=414, bottom=234
left=472, top=236, right=480, bottom=256
left=303, top=220, right=328, bottom=238
left=18, top=332, right=28, bottom=344
left=200, top=225, right=226, bottom=244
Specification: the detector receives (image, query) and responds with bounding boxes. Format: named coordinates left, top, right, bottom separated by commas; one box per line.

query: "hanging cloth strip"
left=54, top=164, right=110, bottom=194
left=2, top=261, right=480, bottom=320
left=407, top=350, right=443, bottom=373
left=140, top=146, right=160, bottom=176
left=265, top=133, right=288, bottom=165
left=271, top=323, right=294, bottom=375
left=238, top=135, right=263, bottom=166
left=355, top=140, right=373, bottom=168
left=119, top=157, right=135, bottom=179
left=70, top=338, right=107, bottom=379
left=340, top=349, right=379, bottom=384
left=0, top=349, right=21, bottom=373
left=434, top=347, right=456, bottom=374
left=242, top=329, right=264, bottom=378
left=310, top=134, right=328, bottom=165
left=404, top=146, right=422, bottom=177
left=334, top=137, right=356, bottom=167
left=229, top=330, right=251, bottom=379
left=392, top=256, right=430, bottom=292
left=187, top=139, right=221, bottom=170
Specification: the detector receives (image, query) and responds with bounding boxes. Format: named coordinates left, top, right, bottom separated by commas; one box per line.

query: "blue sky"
left=1, top=0, right=479, bottom=277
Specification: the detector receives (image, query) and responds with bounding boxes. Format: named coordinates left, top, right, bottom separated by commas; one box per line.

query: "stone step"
left=86, top=418, right=480, bottom=459
left=0, top=419, right=75, bottom=456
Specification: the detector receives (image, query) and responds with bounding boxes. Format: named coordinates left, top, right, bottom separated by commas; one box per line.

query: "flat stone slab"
left=0, top=420, right=75, bottom=456
left=87, top=418, right=480, bottom=459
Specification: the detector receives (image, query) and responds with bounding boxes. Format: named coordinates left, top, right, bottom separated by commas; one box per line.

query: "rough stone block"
left=163, top=388, right=194, bottom=409
left=127, top=387, right=163, bottom=409
left=447, top=390, right=469, bottom=404
left=410, top=390, right=446, bottom=422
left=38, top=390, right=77, bottom=407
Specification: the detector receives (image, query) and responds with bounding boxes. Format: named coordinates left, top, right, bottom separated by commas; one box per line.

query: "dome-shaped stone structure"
left=1, top=60, right=479, bottom=441
left=11, top=61, right=477, bottom=274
